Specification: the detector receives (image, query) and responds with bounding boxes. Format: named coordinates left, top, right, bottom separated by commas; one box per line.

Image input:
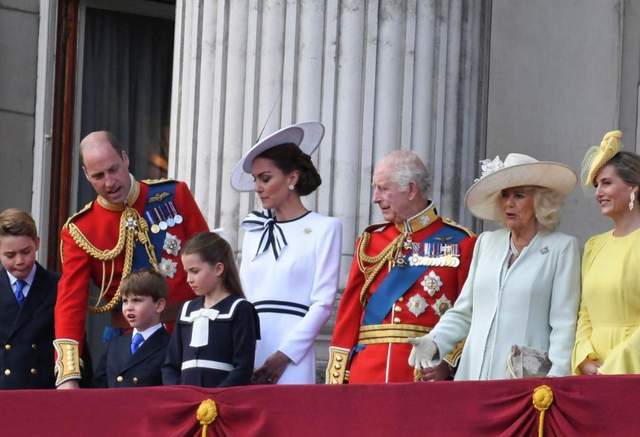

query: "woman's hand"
left=252, top=351, right=292, bottom=384
left=578, top=358, right=601, bottom=375
left=420, top=361, right=453, bottom=381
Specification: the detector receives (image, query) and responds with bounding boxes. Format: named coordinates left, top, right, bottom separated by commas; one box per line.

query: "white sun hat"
left=465, top=153, right=577, bottom=222
left=230, top=121, right=325, bottom=192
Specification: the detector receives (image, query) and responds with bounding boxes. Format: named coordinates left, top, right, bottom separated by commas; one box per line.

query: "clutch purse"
left=506, top=345, right=551, bottom=378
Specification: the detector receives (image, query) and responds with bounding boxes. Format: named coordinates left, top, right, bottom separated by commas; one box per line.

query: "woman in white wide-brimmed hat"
left=231, top=122, right=342, bottom=384
left=408, top=153, right=580, bottom=380
left=573, top=131, right=640, bottom=375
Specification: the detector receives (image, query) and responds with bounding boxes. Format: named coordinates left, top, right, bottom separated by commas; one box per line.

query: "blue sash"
left=132, top=181, right=177, bottom=271
left=362, top=225, right=468, bottom=326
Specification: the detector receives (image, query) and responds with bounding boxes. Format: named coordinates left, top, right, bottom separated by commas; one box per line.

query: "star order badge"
left=406, top=293, right=428, bottom=317
left=432, top=295, right=452, bottom=316
left=163, top=232, right=182, bottom=256
left=158, top=258, right=178, bottom=278
left=420, top=270, right=443, bottom=296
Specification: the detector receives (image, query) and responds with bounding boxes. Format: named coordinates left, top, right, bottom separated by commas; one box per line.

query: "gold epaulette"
left=141, top=177, right=176, bottom=185
left=442, top=339, right=466, bottom=368
left=442, top=217, right=475, bottom=237
left=325, top=347, right=350, bottom=384
left=63, top=201, right=93, bottom=228
left=362, top=222, right=389, bottom=234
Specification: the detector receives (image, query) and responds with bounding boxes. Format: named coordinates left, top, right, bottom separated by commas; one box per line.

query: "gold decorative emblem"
left=432, top=295, right=452, bottom=316
left=149, top=191, right=171, bottom=203
left=163, top=232, right=181, bottom=256
left=406, top=293, right=428, bottom=317
left=420, top=271, right=443, bottom=296
left=158, top=258, right=178, bottom=278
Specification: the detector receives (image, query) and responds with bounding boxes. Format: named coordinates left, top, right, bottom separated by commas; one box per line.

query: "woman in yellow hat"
left=573, top=130, right=640, bottom=375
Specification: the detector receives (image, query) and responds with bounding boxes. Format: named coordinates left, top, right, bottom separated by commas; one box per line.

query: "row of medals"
left=396, top=239, right=461, bottom=268
left=145, top=201, right=183, bottom=234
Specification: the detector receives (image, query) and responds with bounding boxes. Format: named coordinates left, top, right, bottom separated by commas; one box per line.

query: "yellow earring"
left=630, top=191, right=636, bottom=212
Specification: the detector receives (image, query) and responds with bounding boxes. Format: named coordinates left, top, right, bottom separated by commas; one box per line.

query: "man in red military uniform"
left=54, top=131, right=208, bottom=388
left=327, top=150, right=475, bottom=384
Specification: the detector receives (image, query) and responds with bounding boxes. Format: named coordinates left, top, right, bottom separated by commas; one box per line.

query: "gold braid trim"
left=67, top=207, right=158, bottom=313
left=356, top=231, right=406, bottom=305
left=325, top=347, right=350, bottom=384
left=53, top=339, right=82, bottom=386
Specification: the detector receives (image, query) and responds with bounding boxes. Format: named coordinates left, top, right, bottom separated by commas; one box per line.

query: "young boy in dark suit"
left=0, top=208, right=58, bottom=389
left=93, top=268, right=169, bottom=387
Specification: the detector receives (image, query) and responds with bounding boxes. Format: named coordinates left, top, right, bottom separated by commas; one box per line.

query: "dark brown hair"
left=256, top=143, right=321, bottom=196
left=607, top=151, right=640, bottom=187
left=0, top=208, right=38, bottom=241
left=182, top=232, right=245, bottom=298
left=120, top=268, right=168, bottom=301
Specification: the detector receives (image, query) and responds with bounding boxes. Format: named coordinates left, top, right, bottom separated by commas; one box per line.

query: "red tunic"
left=55, top=180, right=208, bottom=352
left=329, top=212, right=475, bottom=383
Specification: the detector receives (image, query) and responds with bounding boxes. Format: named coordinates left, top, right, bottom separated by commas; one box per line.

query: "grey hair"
left=383, top=150, right=431, bottom=198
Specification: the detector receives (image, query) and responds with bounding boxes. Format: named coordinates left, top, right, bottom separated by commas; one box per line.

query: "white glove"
left=407, top=335, right=438, bottom=370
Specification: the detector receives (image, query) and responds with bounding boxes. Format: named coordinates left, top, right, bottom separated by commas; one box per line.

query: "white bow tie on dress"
left=183, top=308, right=220, bottom=347
left=241, top=209, right=288, bottom=260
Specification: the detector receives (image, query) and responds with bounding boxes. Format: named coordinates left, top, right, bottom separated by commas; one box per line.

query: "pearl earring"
left=288, top=184, right=295, bottom=191
left=630, top=192, right=636, bottom=211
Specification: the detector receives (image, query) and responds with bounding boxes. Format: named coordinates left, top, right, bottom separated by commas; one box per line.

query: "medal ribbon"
left=241, top=210, right=288, bottom=260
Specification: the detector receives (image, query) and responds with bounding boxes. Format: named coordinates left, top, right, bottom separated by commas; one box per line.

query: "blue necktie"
left=131, top=333, right=144, bottom=355
left=14, top=279, right=26, bottom=307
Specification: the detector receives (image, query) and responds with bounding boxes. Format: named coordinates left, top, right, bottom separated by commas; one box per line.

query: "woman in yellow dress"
left=573, top=130, right=640, bottom=375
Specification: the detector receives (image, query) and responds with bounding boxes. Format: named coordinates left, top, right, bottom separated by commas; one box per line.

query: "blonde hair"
left=495, top=186, right=563, bottom=232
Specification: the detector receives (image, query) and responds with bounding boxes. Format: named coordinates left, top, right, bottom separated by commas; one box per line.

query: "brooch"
left=163, top=232, right=182, bottom=256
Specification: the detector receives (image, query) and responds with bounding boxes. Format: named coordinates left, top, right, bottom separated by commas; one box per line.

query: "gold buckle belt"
left=357, top=323, right=430, bottom=345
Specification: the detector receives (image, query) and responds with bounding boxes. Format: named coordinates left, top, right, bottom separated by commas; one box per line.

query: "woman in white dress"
left=231, top=122, right=342, bottom=384
left=408, top=153, right=580, bottom=380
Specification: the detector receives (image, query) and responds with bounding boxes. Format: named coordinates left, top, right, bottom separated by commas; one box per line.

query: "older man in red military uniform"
left=327, top=150, right=475, bottom=384
left=54, top=131, right=208, bottom=388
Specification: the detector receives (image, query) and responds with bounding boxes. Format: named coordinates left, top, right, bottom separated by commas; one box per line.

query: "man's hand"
left=408, top=335, right=437, bottom=370
left=252, top=351, right=292, bottom=384
left=57, top=380, right=80, bottom=390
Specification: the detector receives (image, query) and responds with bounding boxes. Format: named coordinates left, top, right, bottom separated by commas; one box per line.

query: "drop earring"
left=630, top=191, right=636, bottom=211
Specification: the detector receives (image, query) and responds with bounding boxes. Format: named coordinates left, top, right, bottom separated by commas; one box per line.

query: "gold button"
left=4, top=344, right=10, bottom=351
left=334, top=363, right=342, bottom=370
left=31, top=344, right=37, bottom=350
left=335, top=356, right=343, bottom=362
left=398, top=297, right=404, bottom=302
left=332, top=371, right=340, bottom=377
left=393, top=317, right=401, bottom=323
left=4, top=369, right=10, bottom=376
left=395, top=305, right=402, bottom=312
left=116, top=376, right=124, bottom=383
left=30, top=368, right=37, bottom=375
left=132, top=377, right=139, bottom=384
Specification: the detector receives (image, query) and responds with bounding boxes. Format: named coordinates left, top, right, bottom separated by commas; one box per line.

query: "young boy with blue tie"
left=0, top=208, right=59, bottom=389
left=93, top=269, right=169, bottom=387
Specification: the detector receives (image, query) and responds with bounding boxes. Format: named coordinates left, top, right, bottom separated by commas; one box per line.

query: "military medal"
left=145, top=211, right=160, bottom=234
left=163, top=204, right=176, bottom=227
left=155, top=208, right=168, bottom=231
left=158, top=257, right=178, bottom=278
left=420, top=270, right=443, bottom=296
left=169, top=201, right=183, bottom=224
left=432, top=295, right=452, bottom=316
left=163, top=232, right=182, bottom=256
left=406, top=293, right=428, bottom=317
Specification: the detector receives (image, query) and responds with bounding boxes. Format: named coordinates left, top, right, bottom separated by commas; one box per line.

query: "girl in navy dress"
left=162, top=232, right=259, bottom=387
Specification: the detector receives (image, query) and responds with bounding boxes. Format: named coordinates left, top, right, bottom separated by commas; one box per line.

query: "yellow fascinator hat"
left=581, top=130, right=623, bottom=186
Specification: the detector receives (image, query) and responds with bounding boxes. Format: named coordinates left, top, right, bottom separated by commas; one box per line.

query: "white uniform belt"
left=181, top=359, right=234, bottom=372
